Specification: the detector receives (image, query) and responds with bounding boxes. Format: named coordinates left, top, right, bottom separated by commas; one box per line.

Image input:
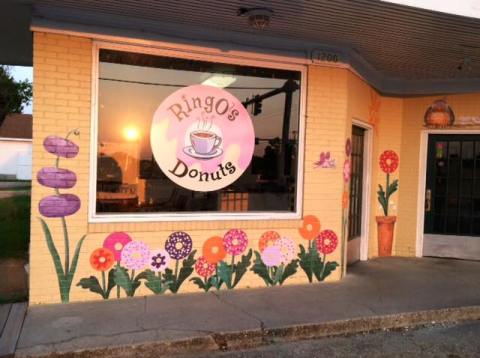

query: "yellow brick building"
left=18, top=6, right=480, bottom=305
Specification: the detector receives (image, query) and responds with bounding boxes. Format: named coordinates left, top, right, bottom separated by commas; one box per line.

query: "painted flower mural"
left=258, top=231, right=280, bottom=252
left=163, top=231, right=196, bottom=293
left=77, top=248, right=116, bottom=300
left=298, top=215, right=339, bottom=283
left=37, top=129, right=86, bottom=303
left=252, top=233, right=298, bottom=287
left=376, top=150, right=400, bottom=257
left=214, top=229, right=252, bottom=290
left=298, top=215, right=321, bottom=241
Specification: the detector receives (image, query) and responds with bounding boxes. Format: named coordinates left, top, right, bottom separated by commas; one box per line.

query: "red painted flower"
left=315, top=230, right=338, bottom=255
left=90, top=248, right=115, bottom=272
left=379, top=150, right=399, bottom=174
left=195, top=256, right=216, bottom=278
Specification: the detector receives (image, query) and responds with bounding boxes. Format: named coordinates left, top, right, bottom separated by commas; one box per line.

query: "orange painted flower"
left=342, top=191, right=349, bottom=209
left=90, top=247, right=115, bottom=272
left=259, top=231, right=280, bottom=252
left=299, top=215, right=321, bottom=240
left=203, top=236, right=227, bottom=264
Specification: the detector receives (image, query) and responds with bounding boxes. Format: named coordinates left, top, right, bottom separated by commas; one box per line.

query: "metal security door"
left=423, top=134, right=480, bottom=260
left=347, top=125, right=365, bottom=264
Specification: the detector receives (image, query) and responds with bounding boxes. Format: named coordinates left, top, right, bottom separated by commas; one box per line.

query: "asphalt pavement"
left=184, top=320, right=480, bottom=358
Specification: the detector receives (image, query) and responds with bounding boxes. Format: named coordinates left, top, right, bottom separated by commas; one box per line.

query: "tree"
left=0, top=65, right=32, bottom=126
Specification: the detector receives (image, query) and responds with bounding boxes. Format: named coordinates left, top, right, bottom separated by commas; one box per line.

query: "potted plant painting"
left=376, top=150, right=399, bottom=256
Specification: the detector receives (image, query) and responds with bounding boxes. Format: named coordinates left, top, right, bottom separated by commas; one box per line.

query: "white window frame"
left=89, top=41, right=307, bottom=223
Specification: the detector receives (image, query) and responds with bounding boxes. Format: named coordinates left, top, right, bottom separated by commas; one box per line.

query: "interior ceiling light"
left=237, top=7, right=273, bottom=30
left=202, top=75, right=237, bottom=88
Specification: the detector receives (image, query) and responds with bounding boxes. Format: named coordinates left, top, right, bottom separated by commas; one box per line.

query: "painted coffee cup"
left=190, top=130, right=222, bottom=155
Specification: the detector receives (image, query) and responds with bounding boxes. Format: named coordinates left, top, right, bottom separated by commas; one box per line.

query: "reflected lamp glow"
left=123, top=126, right=140, bottom=141
left=202, top=75, right=237, bottom=88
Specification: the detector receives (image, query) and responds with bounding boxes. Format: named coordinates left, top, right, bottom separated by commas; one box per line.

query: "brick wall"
left=30, top=32, right=350, bottom=304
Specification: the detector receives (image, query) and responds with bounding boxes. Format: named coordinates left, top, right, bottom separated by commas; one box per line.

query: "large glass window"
left=95, top=48, right=302, bottom=216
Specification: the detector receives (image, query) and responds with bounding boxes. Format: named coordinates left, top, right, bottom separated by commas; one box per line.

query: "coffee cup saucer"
left=183, top=146, right=223, bottom=160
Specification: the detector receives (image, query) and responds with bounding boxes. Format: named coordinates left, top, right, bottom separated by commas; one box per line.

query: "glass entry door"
left=423, top=134, right=480, bottom=260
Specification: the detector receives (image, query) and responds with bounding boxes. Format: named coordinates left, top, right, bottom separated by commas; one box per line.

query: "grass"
left=0, top=195, right=30, bottom=259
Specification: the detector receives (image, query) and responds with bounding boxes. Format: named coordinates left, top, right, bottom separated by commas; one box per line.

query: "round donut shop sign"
left=151, top=84, right=255, bottom=191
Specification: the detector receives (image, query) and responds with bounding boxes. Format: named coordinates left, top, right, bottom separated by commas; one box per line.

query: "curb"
left=16, top=305, right=480, bottom=357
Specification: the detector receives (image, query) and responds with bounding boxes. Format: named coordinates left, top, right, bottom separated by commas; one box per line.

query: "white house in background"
left=0, top=114, right=32, bottom=180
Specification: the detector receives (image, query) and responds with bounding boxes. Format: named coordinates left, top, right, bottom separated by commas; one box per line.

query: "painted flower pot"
left=376, top=216, right=396, bottom=257
left=37, top=167, right=77, bottom=189
left=39, top=194, right=81, bottom=217
left=43, top=136, right=79, bottom=158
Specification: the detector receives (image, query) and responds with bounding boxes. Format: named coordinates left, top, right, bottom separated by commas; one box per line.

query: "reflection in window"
left=96, top=49, right=302, bottom=214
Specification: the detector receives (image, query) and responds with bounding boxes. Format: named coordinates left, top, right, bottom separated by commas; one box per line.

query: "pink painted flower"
left=343, top=159, right=351, bottom=183
left=149, top=249, right=170, bottom=273
left=261, top=246, right=282, bottom=267
left=316, top=230, right=338, bottom=255
left=121, top=241, right=150, bottom=270
left=103, top=232, right=132, bottom=262
left=273, top=237, right=296, bottom=264
left=223, top=229, right=248, bottom=256
left=195, top=256, right=216, bottom=278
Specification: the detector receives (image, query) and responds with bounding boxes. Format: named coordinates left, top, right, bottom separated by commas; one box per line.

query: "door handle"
left=425, top=189, right=432, bottom=212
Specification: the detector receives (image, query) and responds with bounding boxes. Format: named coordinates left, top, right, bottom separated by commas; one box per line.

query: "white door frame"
left=351, top=119, right=373, bottom=261
left=415, top=129, right=480, bottom=257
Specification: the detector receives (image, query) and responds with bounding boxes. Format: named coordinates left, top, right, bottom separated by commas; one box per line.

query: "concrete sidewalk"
left=15, top=257, right=480, bottom=357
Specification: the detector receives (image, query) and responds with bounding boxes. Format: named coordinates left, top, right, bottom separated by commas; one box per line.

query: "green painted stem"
left=61, top=216, right=70, bottom=276
left=101, top=271, right=106, bottom=299
left=319, top=253, right=327, bottom=281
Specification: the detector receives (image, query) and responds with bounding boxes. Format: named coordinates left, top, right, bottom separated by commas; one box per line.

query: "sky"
left=10, top=66, right=33, bottom=114
left=382, top=0, right=480, bottom=19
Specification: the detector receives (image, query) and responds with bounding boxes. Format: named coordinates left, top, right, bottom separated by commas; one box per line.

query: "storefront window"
left=95, top=48, right=302, bottom=216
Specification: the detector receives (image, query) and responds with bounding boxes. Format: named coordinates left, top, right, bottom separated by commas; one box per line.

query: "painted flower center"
left=212, top=246, right=219, bottom=254
left=324, top=239, right=330, bottom=245
left=232, top=238, right=239, bottom=246
left=115, top=243, right=123, bottom=251
left=99, top=256, right=106, bottom=263
left=175, top=242, right=184, bottom=250
left=132, top=252, right=142, bottom=260
left=307, top=224, right=312, bottom=231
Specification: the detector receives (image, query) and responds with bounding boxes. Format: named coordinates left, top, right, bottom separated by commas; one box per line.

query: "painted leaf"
left=43, top=135, right=79, bottom=158
left=251, top=251, right=273, bottom=286
left=77, top=276, right=105, bottom=298
left=39, top=194, right=81, bottom=218
left=165, top=250, right=196, bottom=293
left=143, top=269, right=170, bottom=294
left=232, top=249, right=253, bottom=288
left=105, top=268, right=116, bottom=298
left=272, top=265, right=284, bottom=285
left=190, top=276, right=214, bottom=292
left=319, top=261, right=339, bottom=281
left=216, top=261, right=233, bottom=289
left=37, top=167, right=77, bottom=189
left=113, top=265, right=137, bottom=297
left=279, top=259, right=299, bottom=284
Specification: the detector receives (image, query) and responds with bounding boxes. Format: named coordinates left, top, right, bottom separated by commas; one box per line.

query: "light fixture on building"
left=237, top=7, right=273, bottom=30
left=202, top=75, right=236, bottom=88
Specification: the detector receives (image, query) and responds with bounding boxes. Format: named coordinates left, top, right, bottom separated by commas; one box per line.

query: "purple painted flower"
left=39, top=194, right=81, bottom=217
left=149, top=249, right=170, bottom=273
left=103, top=232, right=132, bottom=262
left=165, top=232, right=193, bottom=260
left=223, top=229, right=248, bottom=256
left=43, top=136, right=79, bottom=158
left=273, top=237, right=296, bottom=264
left=121, top=241, right=150, bottom=270
left=345, top=138, right=352, bottom=157
left=261, top=246, right=282, bottom=267
left=37, top=167, right=77, bottom=189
